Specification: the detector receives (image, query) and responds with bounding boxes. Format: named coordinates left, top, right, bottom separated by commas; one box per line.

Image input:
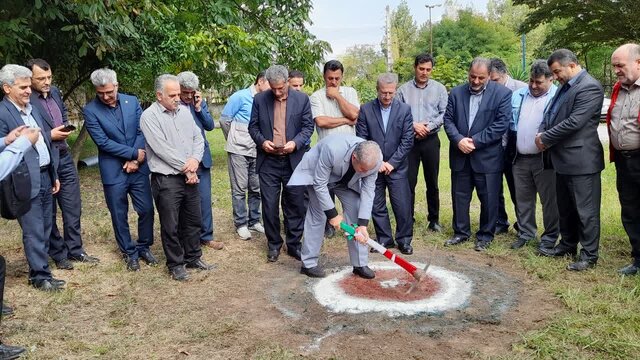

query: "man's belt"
left=40, top=165, right=50, bottom=172
left=517, top=152, right=541, bottom=159
left=618, top=149, right=640, bottom=158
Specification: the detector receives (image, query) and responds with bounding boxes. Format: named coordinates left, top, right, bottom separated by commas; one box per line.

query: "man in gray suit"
left=288, top=134, right=382, bottom=279
left=535, top=49, right=604, bottom=271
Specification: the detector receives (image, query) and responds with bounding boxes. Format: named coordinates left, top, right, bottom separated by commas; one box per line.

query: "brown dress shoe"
left=201, top=241, right=224, bottom=250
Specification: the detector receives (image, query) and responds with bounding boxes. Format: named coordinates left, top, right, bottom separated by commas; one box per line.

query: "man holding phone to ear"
left=26, top=59, right=99, bottom=270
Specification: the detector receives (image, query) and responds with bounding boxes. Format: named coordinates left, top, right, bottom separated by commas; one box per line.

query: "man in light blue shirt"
left=221, top=72, right=269, bottom=240
left=510, top=60, right=559, bottom=251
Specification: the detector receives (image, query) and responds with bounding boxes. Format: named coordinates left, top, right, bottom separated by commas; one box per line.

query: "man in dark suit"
left=0, top=64, right=65, bottom=291
left=177, top=71, right=224, bottom=251
left=443, top=57, right=512, bottom=251
left=26, top=58, right=99, bottom=270
left=356, top=73, right=415, bottom=254
left=83, top=68, right=157, bottom=271
left=535, top=49, right=604, bottom=271
left=248, top=65, right=314, bottom=263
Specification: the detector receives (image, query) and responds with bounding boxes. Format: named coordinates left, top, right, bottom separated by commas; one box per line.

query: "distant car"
left=600, top=97, right=611, bottom=121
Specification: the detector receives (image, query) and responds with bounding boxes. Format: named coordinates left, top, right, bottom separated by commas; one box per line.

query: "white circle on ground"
left=312, top=262, right=473, bottom=317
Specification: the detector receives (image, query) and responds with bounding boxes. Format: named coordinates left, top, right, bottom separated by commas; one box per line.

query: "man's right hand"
left=136, top=149, right=146, bottom=163
left=329, top=214, right=344, bottom=229
left=4, top=125, right=27, bottom=145
left=326, top=86, right=340, bottom=100
left=51, top=125, right=71, bottom=141
left=413, top=122, right=428, bottom=139
left=23, top=128, right=41, bottom=145
left=262, top=140, right=278, bottom=154
left=457, top=137, right=475, bottom=154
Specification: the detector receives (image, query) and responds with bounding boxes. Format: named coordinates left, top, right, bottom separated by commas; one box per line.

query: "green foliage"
left=0, top=0, right=330, bottom=100
left=431, top=55, right=467, bottom=90
left=339, top=44, right=387, bottom=103
left=515, top=0, right=639, bottom=51
left=415, top=10, right=520, bottom=69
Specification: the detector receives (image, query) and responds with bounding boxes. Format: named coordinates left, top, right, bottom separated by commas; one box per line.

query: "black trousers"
left=259, top=156, right=306, bottom=253
left=0, top=255, right=4, bottom=325
left=408, top=134, right=440, bottom=223
left=615, top=151, right=640, bottom=265
left=371, top=171, right=413, bottom=246
left=555, top=172, right=601, bottom=262
left=151, top=174, right=202, bottom=269
left=497, top=156, right=517, bottom=227
left=451, top=160, right=501, bottom=242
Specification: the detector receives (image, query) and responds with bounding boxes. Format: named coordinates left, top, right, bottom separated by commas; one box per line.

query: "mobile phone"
left=274, top=144, right=284, bottom=149
left=61, top=124, right=76, bottom=132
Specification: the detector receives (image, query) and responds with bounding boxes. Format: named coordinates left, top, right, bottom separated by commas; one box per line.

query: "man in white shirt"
left=510, top=60, right=559, bottom=250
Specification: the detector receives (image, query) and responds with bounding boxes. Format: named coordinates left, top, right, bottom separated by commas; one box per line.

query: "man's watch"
left=132, top=160, right=139, bottom=165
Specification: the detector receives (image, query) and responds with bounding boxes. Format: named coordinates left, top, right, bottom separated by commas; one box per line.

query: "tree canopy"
left=0, top=0, right=330, bottom=100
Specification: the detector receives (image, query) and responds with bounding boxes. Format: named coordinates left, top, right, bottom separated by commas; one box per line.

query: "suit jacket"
left=443, top=81, right=512, bottom=173
left=83, top=93, right=149, bottom=185
left=187, top=100, right=214, bottom=168
left=0, top=97, right=58, bottom=199
left=248, top=88, right=314, bottom=172
left=540, top=70, right=604, bottom=175
left=355, top=98, right=414, bottom=176
left=288, top=134, right=382, bottom=221
left=30, top=86, right=69, bottom=156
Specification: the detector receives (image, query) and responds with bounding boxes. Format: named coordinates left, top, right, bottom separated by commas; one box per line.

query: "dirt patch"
left=339, top=269, right=440, bottom=301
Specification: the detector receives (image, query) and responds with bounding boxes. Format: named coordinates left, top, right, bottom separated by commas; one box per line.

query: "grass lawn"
left=0, top=128, right=638, bottom=359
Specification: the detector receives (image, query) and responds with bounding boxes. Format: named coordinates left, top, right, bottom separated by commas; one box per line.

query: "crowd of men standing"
left=0, top=43, right=639, bottom=358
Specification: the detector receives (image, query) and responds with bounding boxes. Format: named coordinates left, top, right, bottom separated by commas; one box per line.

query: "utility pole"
left=385, top=5, right=393, bottom=72
left=425, top=3, right=441, bottom=55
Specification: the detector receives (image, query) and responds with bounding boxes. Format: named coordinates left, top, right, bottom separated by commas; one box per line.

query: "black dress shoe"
left=495, top=225, right=510, bottom=234
left=126, top=257, right=140, bottom=271
left=474, top=240, right=490, bottom=252
left=286, top=249, right=301, bottom=261
left=51, top=278, right=66, bottom=287
left=170, top=265, right=189, bottom=281
left=444, top=235, right=469, bottom=246
left=428, top=222, right=443, bottom=232
left=301, top=266, right=326, bottom=278
left=30, top=279, right=64, bottom=292
left=398, top=244, right=413, bottom=255
left=68, top=253, right=100, bottom=263
left=185, top=259, right=215, bottom=270
left=538, top=246, right=577, bottom=257
left=1, top=304, right=14, bottom=317
left=0, top=342, right=26, bottom=360
left=567, top=260, right=596, bottom=271
left=510, top=237, right=530, bottom=249
left=618, top=263, right=639, bottom=276
left=267, top=250, right=279, bottom=263
left=55, top=258, right=74, bottom=270
left=353, top=266, right=375, bottom=279
left=139, top=250, right=159, bottom=266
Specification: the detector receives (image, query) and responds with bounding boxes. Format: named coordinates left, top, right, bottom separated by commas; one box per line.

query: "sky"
left=309, top=0, right=489, bottom=59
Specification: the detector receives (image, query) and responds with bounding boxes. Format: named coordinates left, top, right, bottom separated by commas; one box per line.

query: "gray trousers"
left=512, top=155, right=559, bottom=247
left=227, top=153, right=261, bottom=228
left=301, top=184, right=369, bottom=268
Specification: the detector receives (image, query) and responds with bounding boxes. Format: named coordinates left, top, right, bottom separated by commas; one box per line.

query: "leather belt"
left=40, top=165, right=50, bottom=172
left=517, top=153, right=541, bottom=158
left=618, top=149, right=640, bottom=158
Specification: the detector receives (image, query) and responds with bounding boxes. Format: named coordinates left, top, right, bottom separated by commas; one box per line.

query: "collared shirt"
left=9, top=100, right=50, bottom=166
left=220, top=85, right=257, bottom=124
left=380, top=102, right=392, bottom=133
left=468, top=84, right=486, bottom=129
left=546, top=69, right=586, bottom=122
left=273, top=94, right=288, bottom=147
left=140, top=102, right=204, bottom=175
left=310, top=86, right=360, bottom=140
left=396, top=78, right=448, bottom=133
left=610, top=78, right=640, bottom=151
left=108, top=97, right=125, bottom=129
left=516, top=90, right=552, bottom=154
left=37, top=93, right=64, bottom=127
left=504, top=76, right=527, bottom=92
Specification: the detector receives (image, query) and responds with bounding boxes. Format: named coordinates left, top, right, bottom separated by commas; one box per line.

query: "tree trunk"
left=71, top=123, right=90, bottom=169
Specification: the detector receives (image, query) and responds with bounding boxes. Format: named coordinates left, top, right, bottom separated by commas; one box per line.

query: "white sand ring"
left=312, top=262, right=473, bottom=317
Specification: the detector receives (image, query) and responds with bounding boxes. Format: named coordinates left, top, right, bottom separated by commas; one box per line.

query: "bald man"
left=608, top=44, right=640, bottom=275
